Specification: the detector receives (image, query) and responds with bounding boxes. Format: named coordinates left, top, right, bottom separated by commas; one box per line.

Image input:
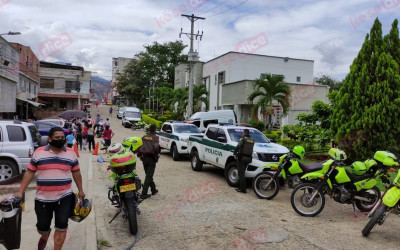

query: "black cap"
left=150, top=124, right=157, bottom=133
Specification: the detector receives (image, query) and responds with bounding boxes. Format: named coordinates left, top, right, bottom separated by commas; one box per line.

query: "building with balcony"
left=111, top=57, right=132, bottom=104
left=10, top=43, right=42, bottom=119
left=0, top=36, right=19, bottom=119
left=38, top=62, right=91, bottom=110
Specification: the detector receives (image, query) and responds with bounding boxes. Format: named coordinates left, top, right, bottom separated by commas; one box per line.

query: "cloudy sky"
left=1, top=0, right=399, bottom=81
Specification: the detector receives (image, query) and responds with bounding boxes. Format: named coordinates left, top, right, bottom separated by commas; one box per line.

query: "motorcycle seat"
left=299, top=162, right=323, bottom=173
left=345, top=170, right=373, bottom=183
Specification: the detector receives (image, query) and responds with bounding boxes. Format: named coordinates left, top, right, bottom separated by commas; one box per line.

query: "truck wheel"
left=190, top=150, right=202, bottom=171
left=225, top=162, right=239, bottom=187
left=171, top=144, right=180, bottom=161
left=0, top=160, right=18, bottom=185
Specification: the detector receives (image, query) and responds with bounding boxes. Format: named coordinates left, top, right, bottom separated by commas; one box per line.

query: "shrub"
left=263, top=130, right=282, bottom=143
left=280, top=138, right=302, bottom=150
left=142, top=114, right=162, bottom=129
left=247, top=120, right=265, bottom=131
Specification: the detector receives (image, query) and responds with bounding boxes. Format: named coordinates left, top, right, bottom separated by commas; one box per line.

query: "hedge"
left=263, top=130, right=283, bottom=143
left=280, top=138, right=302, bottom=150
left=142, top=114, right=163, bottom=129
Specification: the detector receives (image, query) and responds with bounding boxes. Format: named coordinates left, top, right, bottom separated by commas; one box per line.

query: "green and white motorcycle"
left=291, top=148, right=391, bottom=217
left=362, top=149, right=400, bottom=236
left=252, top=146, right=325, bottom=200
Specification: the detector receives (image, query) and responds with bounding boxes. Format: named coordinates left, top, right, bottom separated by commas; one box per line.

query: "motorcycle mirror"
left=97, top=157, right=104, bottom=163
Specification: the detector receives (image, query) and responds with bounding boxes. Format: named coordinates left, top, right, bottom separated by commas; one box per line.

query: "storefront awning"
left=17, top=98, right=44, bottom=107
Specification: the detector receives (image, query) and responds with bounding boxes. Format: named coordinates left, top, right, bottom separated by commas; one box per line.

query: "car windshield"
left=174, top=124, right=201, bottom=133
left=125, top=111, right=141, bottom=118
left=227, top=129, right=270, bottom=143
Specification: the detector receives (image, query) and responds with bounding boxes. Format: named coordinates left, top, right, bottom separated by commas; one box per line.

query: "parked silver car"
left=0, top=120, right=47, bottom=184
left=117, top=107, right=125, bottom=119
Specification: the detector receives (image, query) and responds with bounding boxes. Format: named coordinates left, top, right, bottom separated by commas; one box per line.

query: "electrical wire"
left=197, top=0, right=230, bottom=16
left=206, top=0, right=248, bottom=18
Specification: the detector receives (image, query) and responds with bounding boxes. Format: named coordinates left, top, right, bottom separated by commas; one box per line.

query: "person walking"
left=16, top=127, right=85, bottom=250
left=233, top=129, right=255, bottom=193
left=75, top=121, right=83, bottom=150
left=102, top=125, right=114, bottom=153
left=66, top=131, right=74, bottom=148
left=109, top=106, right=113, bottom=117
left=87, top=124, right=95, bottom=152
left=138, top=124, right=159, bottom=199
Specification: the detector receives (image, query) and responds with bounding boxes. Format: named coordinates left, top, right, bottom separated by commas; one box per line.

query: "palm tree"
left=248, top=74, right=291, bottom=128
left=193, top=84, right=209, bottom=112
left=155, top=87, right=175, bottom=114
left=171, top=88, right=188, bottom=119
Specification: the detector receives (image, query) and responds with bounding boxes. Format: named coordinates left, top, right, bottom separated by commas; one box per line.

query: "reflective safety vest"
left=239, top=136, right=255, bottom=157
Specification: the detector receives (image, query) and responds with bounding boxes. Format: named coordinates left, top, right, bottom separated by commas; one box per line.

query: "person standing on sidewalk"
left=102, top=125, right=114, bottom=153
left=75, top=121, right=83, bottom=150
left=138, top=124, right=159, bottom=199
left=233, top=129, right=255, bottom=193
left=16, top=127, right=85, bottom=250
left=109, top=106, right=113, bottom=117
left=87, top=124, right=95, bottom=152
left=66, top=131, right=74, bottom=148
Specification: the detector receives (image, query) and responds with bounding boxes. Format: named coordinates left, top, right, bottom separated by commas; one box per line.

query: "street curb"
left=86, top=154, right=97, bottom=249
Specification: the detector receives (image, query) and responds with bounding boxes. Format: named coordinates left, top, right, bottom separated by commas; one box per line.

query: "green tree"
left=193, top=84, right=209, bottom=112
left=171, top=88, right=188, bottom=119
left=384, top=19, right=400, bottom=64
left=314, top=74, right=343, bottom=91
left=155, top=87, right=175, bottom=113
left=331, top=18, right=400, bottom=160
left=248, top=74, right=290, bottom=128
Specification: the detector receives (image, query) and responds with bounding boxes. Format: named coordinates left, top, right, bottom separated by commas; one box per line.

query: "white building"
left=202, top=51, right=329, bottom=126
left=0, top=36, right=19, bottom=119
left=112, top=57, right=132, bottom=103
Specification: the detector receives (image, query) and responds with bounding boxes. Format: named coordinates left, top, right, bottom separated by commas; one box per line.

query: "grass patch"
left=97, top=239, right=112, bottom=249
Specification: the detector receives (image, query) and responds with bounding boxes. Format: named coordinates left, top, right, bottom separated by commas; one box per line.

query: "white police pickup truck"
left=158, top=122, right=203, bottom=161
left=188, top=125, right=289, bottom=186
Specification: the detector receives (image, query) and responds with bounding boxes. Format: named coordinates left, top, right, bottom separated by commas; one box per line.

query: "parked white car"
left=188, top=110, right=238, bottom=132
left=121, top=107, right=141, bottom=127
left=158, top=122, right=203, bottom=161
left=117, top=107, right=125, bottom=119
left=188, top=125, right=289, bottom=186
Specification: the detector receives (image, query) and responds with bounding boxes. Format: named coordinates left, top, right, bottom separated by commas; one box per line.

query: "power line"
left=206, top=0, right=249, bottom=18
left=197, top=0, right=230, bottom=16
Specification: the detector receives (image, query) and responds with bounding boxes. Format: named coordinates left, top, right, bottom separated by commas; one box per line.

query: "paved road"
left=93, top=105, right=400, bottom=250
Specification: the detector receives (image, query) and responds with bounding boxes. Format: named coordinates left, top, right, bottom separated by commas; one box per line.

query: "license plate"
left=120, top=183, right=136, bottom=192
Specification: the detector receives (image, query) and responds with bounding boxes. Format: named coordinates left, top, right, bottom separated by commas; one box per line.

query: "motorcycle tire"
left=291, top=183, right=325, bottom=217
left=124, top=197, right=138, bottom=234
left=355, top=186, right=381, bottom=212
left=362, top=204, right=387, bottom=237
left=252, top=172, right=279, bottom=200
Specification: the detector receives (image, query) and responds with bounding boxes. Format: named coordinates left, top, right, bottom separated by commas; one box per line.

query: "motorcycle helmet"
left=350, top=161, right=367, bottom=175
left=107, top=143, right=125, bottom=156
left=122, top=137, right=143, bottom=153
left=70, top=194, right=92, bottom=222
left=109, top=151, right=137, bottom=175
left=292, top=145, right=305, bottom=160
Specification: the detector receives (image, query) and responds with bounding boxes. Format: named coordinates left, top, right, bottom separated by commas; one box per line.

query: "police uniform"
left=233, top=135, right=255, bottom=192
left=139, top=131, right=160, bottom=197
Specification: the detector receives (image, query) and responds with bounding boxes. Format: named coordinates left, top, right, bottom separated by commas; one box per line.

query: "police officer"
left=139, top=124, right=160, bottom=199
left=233, top=129, right=255, bottom=193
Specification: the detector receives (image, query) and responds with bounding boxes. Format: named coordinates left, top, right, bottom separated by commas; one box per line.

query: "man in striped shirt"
left=17, top=127, right=85, bottom=250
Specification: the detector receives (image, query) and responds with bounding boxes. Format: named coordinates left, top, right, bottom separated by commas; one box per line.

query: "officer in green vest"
left=139, top=124, right=160, bottom=199
left=233, top=129, right=255, bottom=193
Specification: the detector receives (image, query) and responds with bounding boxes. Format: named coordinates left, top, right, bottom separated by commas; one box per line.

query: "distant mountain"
left=92, top=76, right=111, bottom=86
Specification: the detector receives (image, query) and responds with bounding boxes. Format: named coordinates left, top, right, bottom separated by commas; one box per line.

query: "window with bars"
left=40, top=78, right=54, bottom=89
left=218, top=71, right=225, bottom=85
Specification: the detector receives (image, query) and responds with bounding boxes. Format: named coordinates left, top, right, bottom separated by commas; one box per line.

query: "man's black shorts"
left=34, top=193, right=75, bottom=232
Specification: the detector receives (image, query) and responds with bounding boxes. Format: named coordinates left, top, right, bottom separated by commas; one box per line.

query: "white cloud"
left=0, top=0, right=399, bottom=80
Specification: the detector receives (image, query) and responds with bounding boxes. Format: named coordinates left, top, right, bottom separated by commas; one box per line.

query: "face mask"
left=50, top=139, right=66, bottom=148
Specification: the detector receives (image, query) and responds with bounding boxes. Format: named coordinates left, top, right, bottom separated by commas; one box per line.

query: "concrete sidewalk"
left=0, top=150, right=97, bottom=250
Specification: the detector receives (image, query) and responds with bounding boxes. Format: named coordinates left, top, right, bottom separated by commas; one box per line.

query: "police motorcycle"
left=252, top=146, right=325, bottom=200
left=290, top=148, right=393, bottom=217
left=98, top=138, right=143, bottom=235
left=362, top=148, right=400, bottom=236
left=0, top=196, right=22, bottom=250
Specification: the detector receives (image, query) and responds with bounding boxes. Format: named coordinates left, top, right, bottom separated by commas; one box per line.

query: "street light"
left=0, top=31, right=21, bottom=36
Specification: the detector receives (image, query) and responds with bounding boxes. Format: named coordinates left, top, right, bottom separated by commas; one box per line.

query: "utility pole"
left=180, top=14, right=205, bottom=118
